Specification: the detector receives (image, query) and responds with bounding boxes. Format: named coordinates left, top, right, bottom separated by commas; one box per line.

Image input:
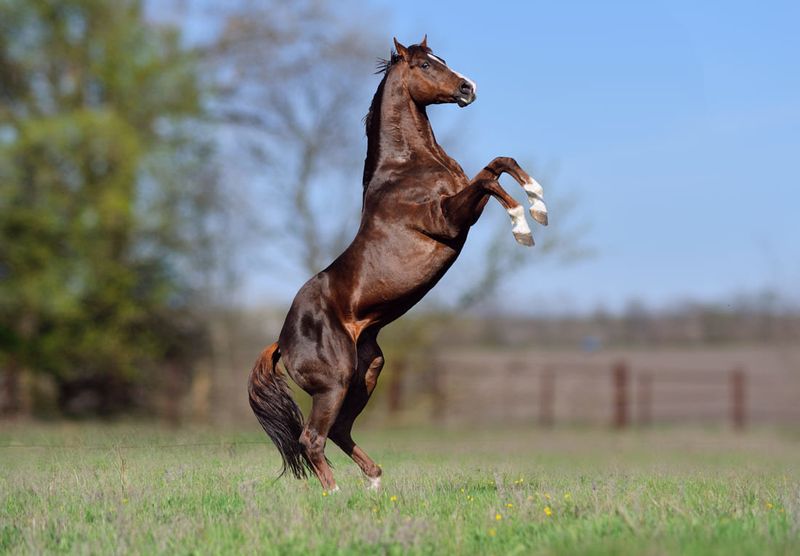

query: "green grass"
left=1, top=424, right=798, bottom=555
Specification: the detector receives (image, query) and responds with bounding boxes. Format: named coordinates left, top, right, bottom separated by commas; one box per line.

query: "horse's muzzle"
left=455, top=80, right=476, bottom=107
left=456, top=93, right=476, bottom=107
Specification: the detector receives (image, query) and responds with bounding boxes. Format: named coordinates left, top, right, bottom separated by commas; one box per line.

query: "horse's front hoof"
left=524, top=178, right=544, bottom=198
left=530, top=208, right=548, bottom=226
left=513, top=231, right=535, bottom=246
left=508, top=206, right=534, bottom=247
left=529, top=199, right=549, bottom=226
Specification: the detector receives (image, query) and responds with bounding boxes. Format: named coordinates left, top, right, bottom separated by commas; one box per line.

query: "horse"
left=248, top=36, right=548, bottom=491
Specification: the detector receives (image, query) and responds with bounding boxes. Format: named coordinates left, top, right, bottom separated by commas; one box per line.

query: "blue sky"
left=351, top=0, right=800, bottom=312
left=165, top=0, right=799, bottom=313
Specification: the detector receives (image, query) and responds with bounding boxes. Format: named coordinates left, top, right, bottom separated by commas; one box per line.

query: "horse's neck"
left=374, top=71, right=442, bottom=167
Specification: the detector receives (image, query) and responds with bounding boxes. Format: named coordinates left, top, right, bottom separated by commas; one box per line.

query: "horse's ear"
left=420, top=34, right=428, bottom=50
left=393, top=37, right=409, bottom=59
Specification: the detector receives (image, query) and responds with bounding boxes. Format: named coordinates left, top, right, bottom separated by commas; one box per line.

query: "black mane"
left=362, top=46, right=431, bottom=196
left=363, top=51, right=399, bottom=138
left=362, top=50, right=399, bottom=193
left=374, top=51, right=400, bottom=76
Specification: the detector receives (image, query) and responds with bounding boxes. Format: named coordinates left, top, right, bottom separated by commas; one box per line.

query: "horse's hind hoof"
left=367, top=476, right=381, bottom=491
left=513, top=231, right=535, bottom=246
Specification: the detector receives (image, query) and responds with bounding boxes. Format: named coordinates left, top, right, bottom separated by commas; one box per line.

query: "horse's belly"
left=350, top=236, right=459, bottom=318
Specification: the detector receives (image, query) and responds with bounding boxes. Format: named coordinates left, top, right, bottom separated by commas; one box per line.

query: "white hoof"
left=524, top=178, right=544, bottom=198
left=523, top=178, right=548, bottom=226
left=513, top=231, right=534, bottom=246
left=529, top=198, right=549, bottom=225
left=508, top=206, right=534, bottom=247
left=329, top=485, right=340, bottom=494
left=367, top=476, right=381, bottom=491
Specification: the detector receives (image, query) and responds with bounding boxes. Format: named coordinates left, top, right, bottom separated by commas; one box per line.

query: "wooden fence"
left=431, top=350, right=800, bottom=428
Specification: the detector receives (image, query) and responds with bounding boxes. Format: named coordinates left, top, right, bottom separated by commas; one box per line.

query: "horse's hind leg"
left=300, top=386, right=348, bottom=491
left=283, top=316, right=355, bottom=492
left=329, top=336, right=384, bottom=490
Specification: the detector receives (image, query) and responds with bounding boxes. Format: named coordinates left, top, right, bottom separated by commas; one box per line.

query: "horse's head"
left=393, top=36, right=476, bottom=108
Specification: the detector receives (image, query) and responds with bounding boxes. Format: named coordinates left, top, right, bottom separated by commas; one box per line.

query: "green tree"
left=0, top=0, right=212, bottom=416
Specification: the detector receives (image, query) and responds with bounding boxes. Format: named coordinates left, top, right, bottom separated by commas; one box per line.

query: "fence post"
left=431, top=354, right=445, bottom=423
left=539, top=366, right=555, bottom=428
left=504, top=360, right=515, bottom=422
left=612, top=360, right=629, bottom=429
left=636, top=371, right=652, bottom=427
left=730, top=367, right=746, bottom=431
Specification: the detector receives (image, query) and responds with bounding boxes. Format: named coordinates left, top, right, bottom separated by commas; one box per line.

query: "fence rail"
left=432, top=352, right=799, bottom=429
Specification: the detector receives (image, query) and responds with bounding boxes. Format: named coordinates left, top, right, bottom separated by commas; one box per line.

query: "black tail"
left=248, top=343, right=313, bottom=478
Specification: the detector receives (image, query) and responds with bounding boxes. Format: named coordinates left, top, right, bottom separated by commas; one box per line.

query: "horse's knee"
left=487, top=156, right=517, bottom=174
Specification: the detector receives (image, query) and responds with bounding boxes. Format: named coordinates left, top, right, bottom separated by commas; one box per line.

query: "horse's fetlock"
left=368, top=463, right=382, bottom=478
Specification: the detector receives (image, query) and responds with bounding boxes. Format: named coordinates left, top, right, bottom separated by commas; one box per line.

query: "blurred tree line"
left=427, top=290, right=800, bottom=350
left=0, top=0, right=219, bottom=416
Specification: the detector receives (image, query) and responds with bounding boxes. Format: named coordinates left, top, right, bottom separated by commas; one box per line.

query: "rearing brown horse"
left=249, top=36, right=548, bottom=491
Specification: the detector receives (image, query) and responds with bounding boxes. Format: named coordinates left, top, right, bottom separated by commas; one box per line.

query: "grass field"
left=1, top=423, right=799, bottom=555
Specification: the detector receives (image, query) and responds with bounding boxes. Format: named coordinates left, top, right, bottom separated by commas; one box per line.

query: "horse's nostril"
left=460, top=81, right=472, bottom=95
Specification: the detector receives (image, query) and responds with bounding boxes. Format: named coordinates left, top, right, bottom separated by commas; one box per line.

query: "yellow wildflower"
left=390, top=495, right=398, bottom=502
left=564, top=492, right=571, bottom=500
left=495, top=513, right=503, bottom=521
left=488, top=528, right=497, bottom=537
left=506, top=503, right=514, bottom=508
left=766, top=502, right=774, bottom=509
left=544, top=506, right=553, bottom=517
left=544, top=493, right=551, bottom=500
left=322, top=491, right=328, bottom=497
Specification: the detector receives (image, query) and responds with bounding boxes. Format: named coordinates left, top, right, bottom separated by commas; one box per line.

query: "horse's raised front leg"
left=472, top=157, right=548, bottom=225
left=441, top=178, right=534, bottom=246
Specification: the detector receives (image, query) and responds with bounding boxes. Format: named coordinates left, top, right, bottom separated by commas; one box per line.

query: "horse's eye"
left=421, top=61, right=430, bottom=70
